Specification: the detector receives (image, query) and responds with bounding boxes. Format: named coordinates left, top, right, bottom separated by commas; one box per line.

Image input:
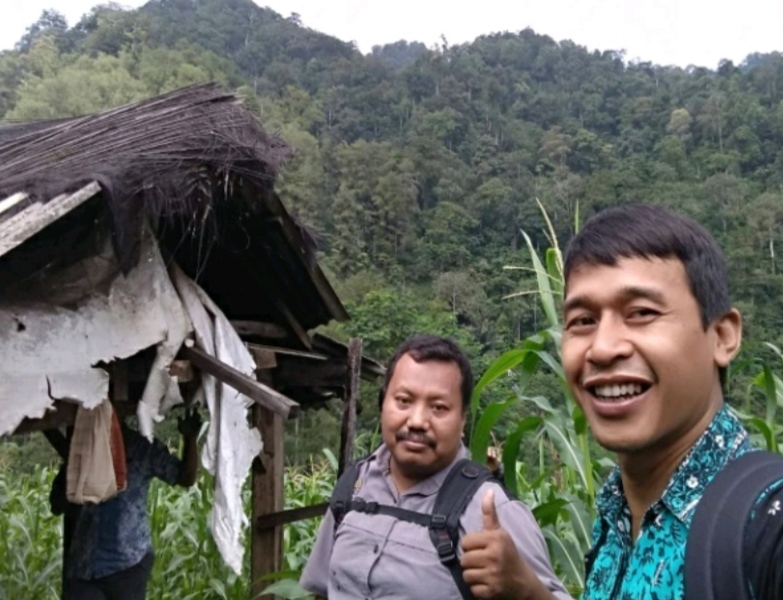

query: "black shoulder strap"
left=330, top=463, right=362, bottom=528
left=329, top=458, right=493, bottom=600
left=329, top=461, right=433, bottom=528
left=685, top=450, right=783, bottom=600
left=430, top=459, right=495, bottom=600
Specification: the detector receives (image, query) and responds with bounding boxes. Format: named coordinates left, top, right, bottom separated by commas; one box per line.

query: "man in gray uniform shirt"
left=301, top=335, right=572, bottom=600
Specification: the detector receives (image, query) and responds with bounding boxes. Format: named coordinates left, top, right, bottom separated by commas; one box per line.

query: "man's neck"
left=618, top=403, right=722, bottom=540
left=389, top=462, right=419, bottom=493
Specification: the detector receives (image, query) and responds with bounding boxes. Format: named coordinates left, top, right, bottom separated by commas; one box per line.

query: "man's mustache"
left=396, top=430, right=436, bottom=448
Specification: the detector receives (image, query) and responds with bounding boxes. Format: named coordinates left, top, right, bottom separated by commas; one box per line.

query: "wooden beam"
left=262, top=202, right=349, bottom=323
left=257, top=502, right=329, bottom=531
left=0, top=181, right=100, bottom=260
left=181, top=346, right=299, bottom=419
left=0, top=192, right=29, bottom=224
left=230, top=320, right=288, bottom=340
left=274, top=298, right=312, bottom=350
left=252, top=369, right=285, bottom=599
left=312, top=333, right=386, bottom=380
left=274, top=361, right=347, bottom=388
left=247, top=342, right=326, bottom=361
left=168, top=360, right=195, bottom=383
left=338, top=338, right=362, bottom=476
left=249, top=346, right=278, bottom=371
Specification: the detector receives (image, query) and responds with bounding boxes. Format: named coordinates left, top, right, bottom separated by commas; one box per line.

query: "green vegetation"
left=0, top=461, right=332, bottom=599
left=3, top=1, right=783, bottom=596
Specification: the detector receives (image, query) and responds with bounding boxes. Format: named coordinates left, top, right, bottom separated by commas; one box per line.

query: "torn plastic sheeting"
left=0, top=230, right=190, bottom=436
left=170, top=263, right=263, bottom=575
left=134, top=234, right=192, bottom=440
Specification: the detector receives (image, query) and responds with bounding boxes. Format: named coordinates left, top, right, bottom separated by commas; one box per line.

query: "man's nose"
left=407, top=403, right=429, bottom=429
left=586, top=316, right=633, bottom=366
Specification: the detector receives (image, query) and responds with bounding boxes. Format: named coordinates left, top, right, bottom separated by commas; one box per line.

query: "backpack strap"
left=330, top=462, right=362, bottom=528
left=684, top=450, right=783, bottom=600
left=329, top=457, right=494, bottom=600
left=329, top=461, right=433, bottom=528
left=430, top=458, right=495, bottom=600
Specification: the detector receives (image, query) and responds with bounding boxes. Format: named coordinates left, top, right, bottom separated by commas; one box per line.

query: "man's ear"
left=713, top=308, right=742, bottom=367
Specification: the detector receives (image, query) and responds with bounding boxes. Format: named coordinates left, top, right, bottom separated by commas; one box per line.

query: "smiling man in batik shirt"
left=559, top=204, right=783, bottom=600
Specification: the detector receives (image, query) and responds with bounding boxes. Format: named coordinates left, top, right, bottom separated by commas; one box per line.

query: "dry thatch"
left=0, top=84, right=293, bottom=271
left=0, top=84, right=346, bottom=334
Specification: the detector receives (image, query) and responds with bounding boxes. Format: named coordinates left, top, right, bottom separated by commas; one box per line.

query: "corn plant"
left=0, top=467, right=62, bottom=600
left=741, top=342, right=783, bottom=452
left=467, top=199, right=603, bottom=595
left=0, top=457, right=340, bottom=600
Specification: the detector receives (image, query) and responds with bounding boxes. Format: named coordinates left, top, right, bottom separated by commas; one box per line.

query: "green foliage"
left=6, top=2, right=783, bottom=376
left=6, top=5, right=783, bottom=596
left=0, top=461, right=334, bottom=600
left=468, top=209, right=598, bottom=595
left=0, top=468, right=62, bottom=600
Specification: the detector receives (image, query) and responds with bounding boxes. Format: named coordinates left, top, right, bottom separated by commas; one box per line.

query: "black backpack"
left=329, top=458, right=495, bottom=600
left=684, top=450, right=783, bottom=600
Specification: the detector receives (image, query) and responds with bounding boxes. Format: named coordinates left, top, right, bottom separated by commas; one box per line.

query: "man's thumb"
left=481, top=489, right=500, bottom=530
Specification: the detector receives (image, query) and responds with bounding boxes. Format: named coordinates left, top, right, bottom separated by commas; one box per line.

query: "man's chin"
left=392, top=456, right=439, bottom=480
left=596, top=433, right=652, bottom=455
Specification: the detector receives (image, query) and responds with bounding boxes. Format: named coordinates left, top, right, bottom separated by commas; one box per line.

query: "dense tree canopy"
left=3, top=0, right=783, bottom=445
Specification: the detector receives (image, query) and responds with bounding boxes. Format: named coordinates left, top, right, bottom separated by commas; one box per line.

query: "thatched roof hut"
left=0, top=84, right=380, bottom=583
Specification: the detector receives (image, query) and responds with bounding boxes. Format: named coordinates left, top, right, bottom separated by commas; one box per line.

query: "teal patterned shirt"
left=582, top=405, right=753, bottom=600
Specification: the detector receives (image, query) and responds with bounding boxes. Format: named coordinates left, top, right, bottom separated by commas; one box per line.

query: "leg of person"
left=97, top=552, right=155, bottom=600
left=63, top=577, right=107, bottom=600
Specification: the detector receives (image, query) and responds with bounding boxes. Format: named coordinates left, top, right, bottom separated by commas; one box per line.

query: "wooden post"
left=251, top=370, right=284, bottom=600
left=338, top=338, right=362, bottom=477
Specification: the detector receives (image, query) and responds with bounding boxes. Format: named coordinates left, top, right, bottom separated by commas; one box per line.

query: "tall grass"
left=465, top=200, right=598, bottom=594
left=0, top=461, right=333, bottom=600
left=0, top=467, right=62, bottom=600
left=5, top=203, right=783, bottom=599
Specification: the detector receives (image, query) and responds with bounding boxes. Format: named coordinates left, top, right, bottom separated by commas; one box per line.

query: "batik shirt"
left=582, top=405, right=753, bottom=600
left=65, top=427, right=183, bottom=579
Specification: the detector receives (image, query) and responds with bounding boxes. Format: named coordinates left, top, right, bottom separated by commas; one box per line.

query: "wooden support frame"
left=0, top=191, right=29, bottom=223
left=246, top=342, right=327, bottom=362
left=252, top=369, right=285, bottom=600
left=181, top=345, right=299, bottom=419
left=0, top=181, right=100, bottom=260
left=338, top=338, right=362, bottom=477
left=273, top=360, right=347, bottom=388
left=230, top=320, right=288, bottom=340
left=257, top=502, right=329, bottom=531
left=273, top=298, right=312, bottom=350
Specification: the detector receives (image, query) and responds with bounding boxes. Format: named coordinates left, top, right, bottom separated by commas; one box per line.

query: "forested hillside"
left=3, top=0, right=783, bottom=455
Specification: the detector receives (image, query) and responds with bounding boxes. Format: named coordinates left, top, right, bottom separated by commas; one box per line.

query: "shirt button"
left=373, top=544, right=379, bottom=553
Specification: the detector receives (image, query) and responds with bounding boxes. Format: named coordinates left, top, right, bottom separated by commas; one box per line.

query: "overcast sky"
left=2, top=0, right=782, bottom=68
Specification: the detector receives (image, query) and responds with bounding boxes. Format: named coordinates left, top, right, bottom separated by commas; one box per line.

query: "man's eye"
left=432, top=404, right=448, bottom=413
left=629, top=307, right=658, bottom=320
left=566, top=315, right=595, bottom=330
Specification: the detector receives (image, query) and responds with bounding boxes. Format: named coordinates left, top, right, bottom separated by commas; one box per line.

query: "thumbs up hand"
left=482, top=489, right=501, bottom=531
left=461, top=489, right=554, bottom=600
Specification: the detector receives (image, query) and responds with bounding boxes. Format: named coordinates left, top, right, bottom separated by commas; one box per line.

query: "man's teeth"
left=594, top=383, right=644, bottom=398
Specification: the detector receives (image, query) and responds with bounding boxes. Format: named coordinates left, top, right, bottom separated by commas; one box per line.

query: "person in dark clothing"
left=50, top=409, right=200, bottom=600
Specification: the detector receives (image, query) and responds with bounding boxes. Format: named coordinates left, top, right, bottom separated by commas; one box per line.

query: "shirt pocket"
left=330, top=516, right=389, bottom=597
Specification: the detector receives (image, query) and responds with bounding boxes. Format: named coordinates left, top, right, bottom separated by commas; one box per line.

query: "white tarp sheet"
left=0, top=230, right=190, bottom=436
left=1, top=227, right=264, bottom=574
left=170, top=264, right=264, bottom=574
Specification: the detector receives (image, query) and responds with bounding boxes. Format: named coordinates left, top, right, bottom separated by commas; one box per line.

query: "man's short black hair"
left=379, top=335, right=473, bottom=412
left=564, top=204, right=732, bottom=328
